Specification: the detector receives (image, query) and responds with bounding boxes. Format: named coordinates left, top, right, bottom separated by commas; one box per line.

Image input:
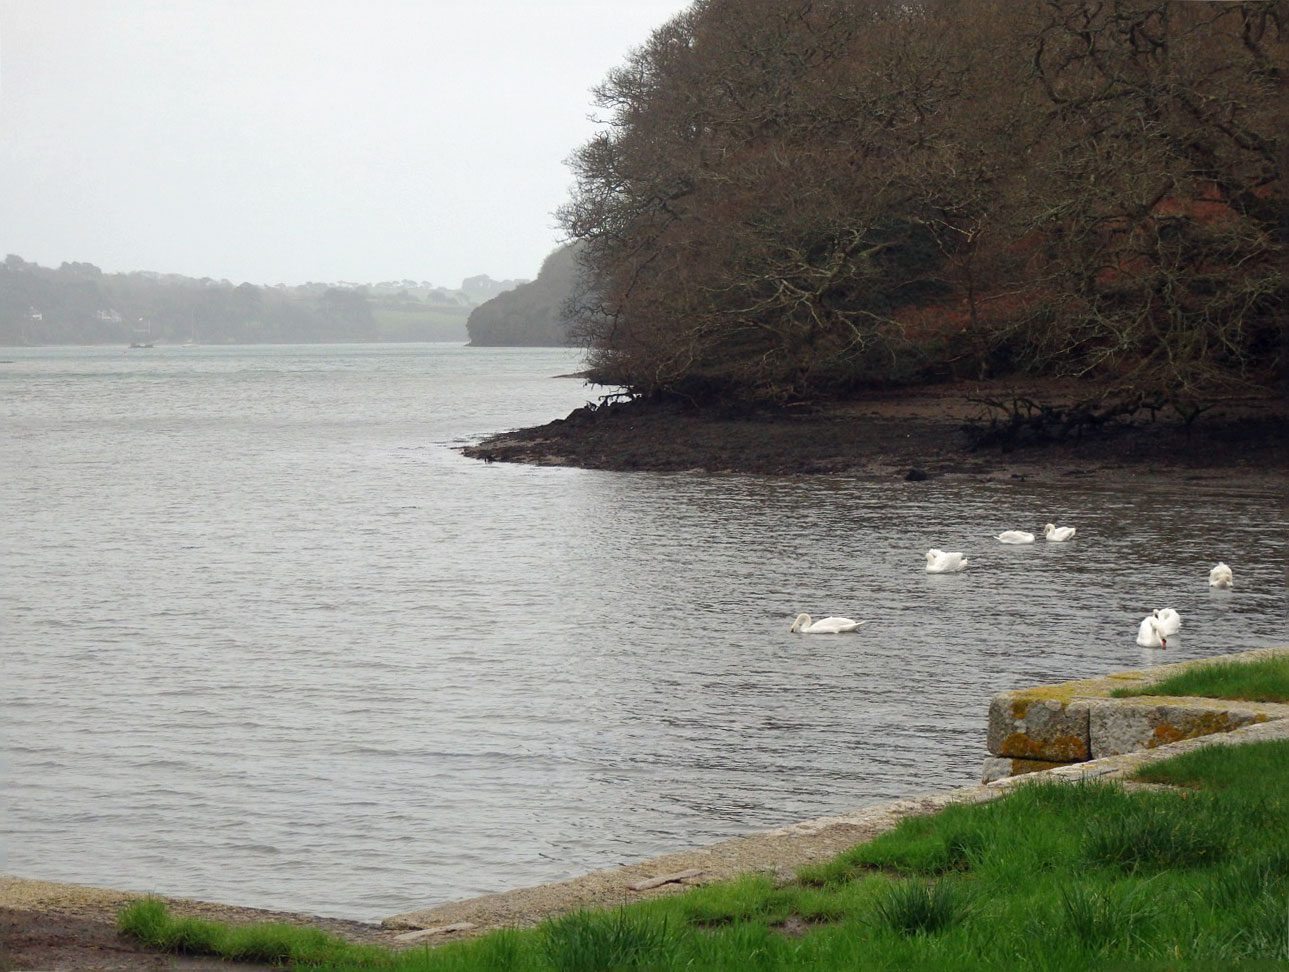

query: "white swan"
left=996, top=530, right=1035, bottom=544
left=790, top=613, right=867, bottom=634
left=1152, top=608, right=1182, bottom=636
left=925, top=549, right=968, bottom=573
left=1043, top=523, right=1076, bottom=542
left=1209, top=562, right=1234, bottom=589
left=1136, top=614, right=1169, bottom=648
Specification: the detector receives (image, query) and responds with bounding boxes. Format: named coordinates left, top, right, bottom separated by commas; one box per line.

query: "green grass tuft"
left=1080, top=795, right=1231, bottom=872
left=872, top=879, right=971, bottom=936
left=1111, top=656, right=1289, bottom=703
left=1133, top=739, right=1289, bottom=797
left=539, top=909, right=680, bottom=971
left=1057, top=880, right=1158, bottom=956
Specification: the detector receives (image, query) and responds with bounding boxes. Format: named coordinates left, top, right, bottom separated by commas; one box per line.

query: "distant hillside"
left=465, top=245, right=581, bottom=347
left=0, top=255, right=526, bottom=345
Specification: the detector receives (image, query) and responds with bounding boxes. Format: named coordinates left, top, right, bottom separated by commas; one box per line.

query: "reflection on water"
left=2, top=345, right=1285, bottom=919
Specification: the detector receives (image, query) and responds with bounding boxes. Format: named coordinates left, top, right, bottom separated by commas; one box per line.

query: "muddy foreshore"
left=462, top=380, right=1289, bottom=486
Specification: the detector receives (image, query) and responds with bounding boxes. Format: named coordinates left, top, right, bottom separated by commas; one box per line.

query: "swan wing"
left=1136, top=617, right=1160, bottom=647
left=806, top=616, right=866, bottom=633
left=1209, top=563, right=1233, bottom=588
left=927, top=551, right=968, bottom=572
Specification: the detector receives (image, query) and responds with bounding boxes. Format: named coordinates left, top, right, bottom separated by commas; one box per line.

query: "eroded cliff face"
left=465, top=244, right=580, bottom=347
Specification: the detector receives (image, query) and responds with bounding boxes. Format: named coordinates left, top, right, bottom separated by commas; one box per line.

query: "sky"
left=0, top=1, right=691, bottom=288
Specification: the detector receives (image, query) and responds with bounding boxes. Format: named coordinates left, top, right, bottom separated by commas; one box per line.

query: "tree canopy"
left=560, top=0, right=1289, bottom=412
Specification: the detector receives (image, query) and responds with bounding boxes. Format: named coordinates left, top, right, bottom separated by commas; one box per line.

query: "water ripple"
left=2, top=345, right=1285, bottom=920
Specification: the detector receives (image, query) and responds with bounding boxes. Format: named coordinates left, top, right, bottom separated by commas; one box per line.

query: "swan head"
left=926, top=548, right=942, bottom=562
left=1043, top=523, right=1056, bottom=536
left=790, top=613, right=811, bottom=632
left=1151, top=616, right=1168, bottom=648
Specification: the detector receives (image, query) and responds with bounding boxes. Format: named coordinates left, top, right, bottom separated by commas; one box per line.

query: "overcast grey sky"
left=0, top=1, right=690, bottom=287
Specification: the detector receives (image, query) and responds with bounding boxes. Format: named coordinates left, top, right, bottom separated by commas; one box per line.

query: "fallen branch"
left=627, top=868, right=704, bottom=892
left=393, top=921, right=477, bottom=943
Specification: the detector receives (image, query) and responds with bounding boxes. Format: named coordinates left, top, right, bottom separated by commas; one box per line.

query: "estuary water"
left=2, top=343, right=1285, bottom=920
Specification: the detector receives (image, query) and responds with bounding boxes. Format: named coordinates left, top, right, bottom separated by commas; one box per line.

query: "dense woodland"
left=0, top=255, right=524, bottom=345
left=465, top=245, right=581, bottom=346
left=561, top=0, right=1289, bottom=415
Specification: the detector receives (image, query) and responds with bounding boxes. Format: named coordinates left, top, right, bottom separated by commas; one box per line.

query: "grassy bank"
left=121, top=739, right=1289, bottom=970
left=1111, top=656, right=1289, bottom=704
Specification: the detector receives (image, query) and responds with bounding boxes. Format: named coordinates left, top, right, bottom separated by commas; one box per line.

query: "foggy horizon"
left=0, top=1, right=691, bottom=289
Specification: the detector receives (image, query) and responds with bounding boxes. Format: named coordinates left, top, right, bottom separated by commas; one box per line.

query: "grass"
left=117, top=899, right=389, bottom=967
left=120, top=739, right=1289, bottom=970
left=1110, top=655, right=1289, bottom=703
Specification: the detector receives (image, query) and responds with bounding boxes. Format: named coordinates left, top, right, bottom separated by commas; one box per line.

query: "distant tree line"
left=0, top=255, right=525, bottom=345
left=560, top=0, right=1289, bottom=414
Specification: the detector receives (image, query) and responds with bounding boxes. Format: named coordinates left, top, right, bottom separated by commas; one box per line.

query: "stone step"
left=983, top=645, right=1289, bottom=782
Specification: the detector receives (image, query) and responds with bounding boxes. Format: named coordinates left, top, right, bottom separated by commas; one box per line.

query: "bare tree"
left=1021, top=0, right=1288, bottom=411
left=561, top=0, right=1288, bottom=410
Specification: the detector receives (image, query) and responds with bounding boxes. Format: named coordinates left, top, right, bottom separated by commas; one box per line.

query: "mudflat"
left=463, top=379, right=1289, bottom=485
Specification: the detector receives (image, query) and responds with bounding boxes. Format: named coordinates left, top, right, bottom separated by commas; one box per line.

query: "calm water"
left=2, top=344, right=1285, bottom=920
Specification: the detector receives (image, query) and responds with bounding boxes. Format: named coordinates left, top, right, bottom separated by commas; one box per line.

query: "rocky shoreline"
left=462, top=380, right=1289, bottom=485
